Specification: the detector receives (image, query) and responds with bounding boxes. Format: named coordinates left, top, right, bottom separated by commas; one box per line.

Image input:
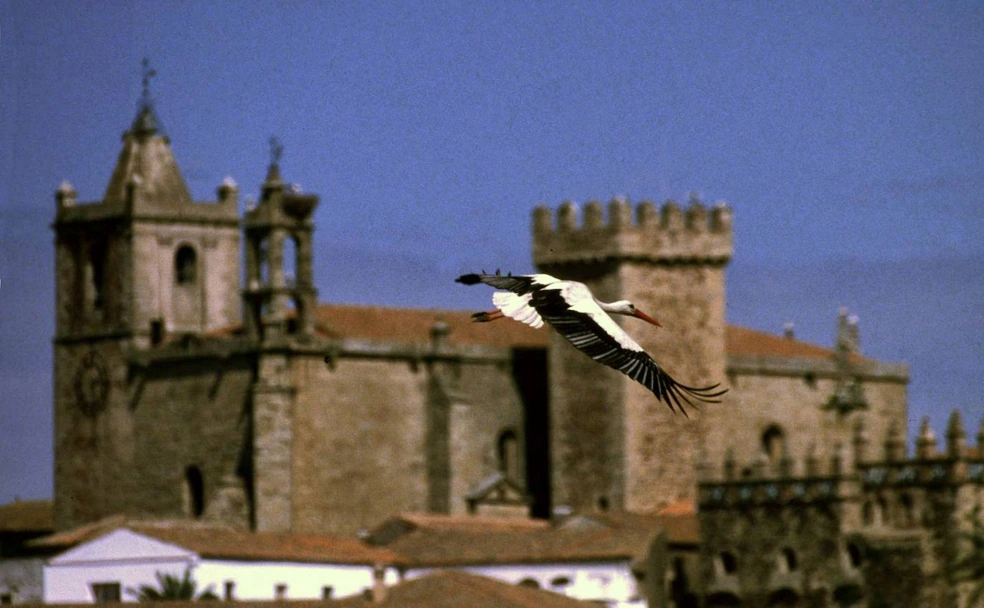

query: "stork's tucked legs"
left=471, top=310, right=504, bottom=322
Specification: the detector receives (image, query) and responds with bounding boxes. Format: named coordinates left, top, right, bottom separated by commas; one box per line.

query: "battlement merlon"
left=532, top=198, right=733, bottom=268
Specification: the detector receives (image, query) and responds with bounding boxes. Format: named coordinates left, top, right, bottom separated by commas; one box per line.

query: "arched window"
left=497, top=429, right=519, bottom=481
left=779, top=547, right=798, bottom=573
left=899, top=493, right=915, bottom=527
left=846, top=542, right=863, bottom=569
left=717, top=551, right=738, bottom=576
left=761, top=424, right=785, bottom=465
left=517, top=578, right=539, bottom=589
left=283, top=235, right=298, bottom=285
left=184, top=465, right=205, bottom=517
left=85, top=240, right=108, bottom=311
left=175, top=246, right=197, bottom=285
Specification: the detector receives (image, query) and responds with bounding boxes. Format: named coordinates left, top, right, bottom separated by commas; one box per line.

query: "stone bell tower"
left=533, top=196, right=733, bottom=513
left=52, top=64, right=241, bottom=529
left=241, top=139, right=319, bottom=532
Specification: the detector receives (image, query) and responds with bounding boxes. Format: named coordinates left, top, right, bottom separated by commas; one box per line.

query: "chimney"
left=371, top=563, right=387, bottom=604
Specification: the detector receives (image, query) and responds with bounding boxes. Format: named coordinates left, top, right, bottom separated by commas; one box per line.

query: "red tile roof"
left=726, top=325, right=861, bottom=361
left=330, top=570, right=598, bottom=608
left=315, top=304, right=547, bottom=349
left=0, top=499, right=54, bottom=534
left=31, top=517, right=397, bottom=565
left=369, top=512, right=662, bottom=567
left=313, top=303, right=853, bottom=361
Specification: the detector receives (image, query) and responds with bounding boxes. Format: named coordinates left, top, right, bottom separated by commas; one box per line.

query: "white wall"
left=196, top=560, right=396, bottom=601
left=44, top=559, right=398, bottom=603
left=404, top=560, right=645, bottom=607
left=45, top=559, right=194, bottom=603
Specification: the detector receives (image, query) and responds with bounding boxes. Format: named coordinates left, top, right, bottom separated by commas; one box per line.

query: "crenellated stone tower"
left=532, top=196, right=733, bottom=513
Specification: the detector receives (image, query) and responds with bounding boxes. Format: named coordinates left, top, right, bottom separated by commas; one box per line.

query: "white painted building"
left=404, top=561, right=646, bottom=607
left=37, top=519, right=399, bottom=603
left=366, top=510, right=697, bottom=608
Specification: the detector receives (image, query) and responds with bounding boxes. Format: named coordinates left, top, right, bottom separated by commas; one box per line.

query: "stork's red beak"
left=633, top=309, right=662, bottom=328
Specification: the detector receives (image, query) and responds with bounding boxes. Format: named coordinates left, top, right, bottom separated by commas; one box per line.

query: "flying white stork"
left=456, top=271, right=727, bottom=415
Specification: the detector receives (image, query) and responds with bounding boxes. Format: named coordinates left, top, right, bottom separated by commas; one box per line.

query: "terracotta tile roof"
left=31, top=517, right=397, bottom=565
left=330, top=570, right=598, bottom=608
left=370, top=512, right=662, bottom=567
left=315, top=303, right=856, bottom=361
left=391, top=512, right=550, bottom=532
left=314, top=304, right=548, bottom=348
left=0, top=499, right=54, bottom=534
left=725, top=325, right=854, bottom=361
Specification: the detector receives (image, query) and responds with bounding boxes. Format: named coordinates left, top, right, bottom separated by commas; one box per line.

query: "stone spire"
left=102, top=59, right=191, bottom=206
left=916, top=417, right=937, bottom=459
left=946, top=410, right=966, bottom=457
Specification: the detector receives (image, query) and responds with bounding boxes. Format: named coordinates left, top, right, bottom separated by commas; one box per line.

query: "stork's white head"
left=602, top=300, right=663, bottom=328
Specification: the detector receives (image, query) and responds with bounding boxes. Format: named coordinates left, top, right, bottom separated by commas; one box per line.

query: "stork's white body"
left=456, top=271, right=726, bottom=415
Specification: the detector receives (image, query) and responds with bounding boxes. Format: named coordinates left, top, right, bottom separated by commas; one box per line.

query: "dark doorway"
left=512, top=348, right=550, bottom=518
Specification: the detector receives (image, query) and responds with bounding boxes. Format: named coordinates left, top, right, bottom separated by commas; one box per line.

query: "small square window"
left=274, top=584, right=287, bottom=600
left=224, top=581, right=235, bottom=601
left=91, top=582, right=121, bottom=603
left=321, top=586, right=334, bottom=599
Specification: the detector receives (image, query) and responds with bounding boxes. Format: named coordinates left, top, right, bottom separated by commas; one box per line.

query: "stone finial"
left=946, top=410, right=966, bottom=457
left=430, top=318, right=451, bottom=351
left=805, top=443, right=819, bottom=476
left=723, top=448, right=736, bottom=481
left=752, top=452, right=769, bottom=478
left=884, top=420, right=904, bottom=461
left=783, top=322, right=795, bottom=339
left=55, top=180, right=77, bottom=208
left=836, top=307, right=861, bottom=355
left=217, top=176, right=238, bottom=203
left=778, top=452, right=794, bottom=477
left=853, top=418, right=869, bottom=466
left=916, top=417, right=937, bottom=459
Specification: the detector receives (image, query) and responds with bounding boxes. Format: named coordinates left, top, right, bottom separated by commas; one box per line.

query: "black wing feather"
left=455, top=272, right=539, bottom=295
left=531, top=288, right=725, bottom=416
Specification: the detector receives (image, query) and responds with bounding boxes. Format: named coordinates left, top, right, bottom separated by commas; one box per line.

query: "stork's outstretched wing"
left=530, top=285, right=726, bottom=416
left=457, top=271, right=727, bottom=415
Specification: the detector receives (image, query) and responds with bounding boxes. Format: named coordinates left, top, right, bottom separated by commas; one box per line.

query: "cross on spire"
left=141, top=58, right=157, bottom=104
left=269, top=136, right=284, bottom=167
left=131, top=58, right=161, bottom=136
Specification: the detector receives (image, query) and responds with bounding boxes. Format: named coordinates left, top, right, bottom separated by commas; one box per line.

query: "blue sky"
left=1, top=1, right=982, bottom=504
